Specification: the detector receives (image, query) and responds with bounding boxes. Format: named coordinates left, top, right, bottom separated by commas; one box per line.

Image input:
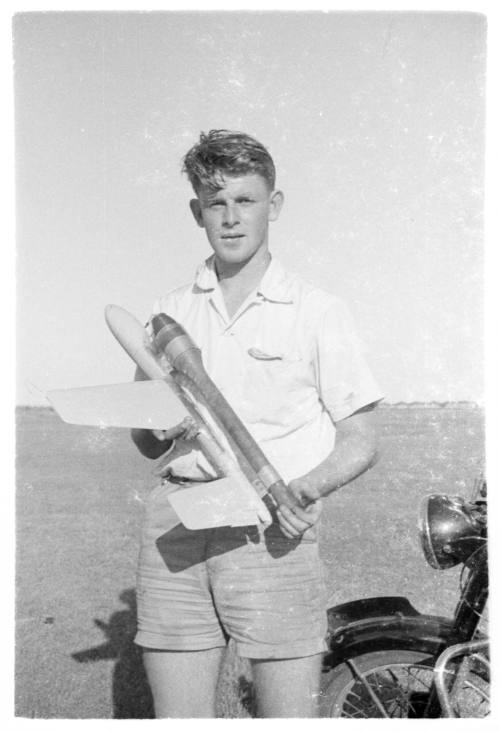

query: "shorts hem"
left=134, top=632, right=226, bottom=652
left=235, top=637, right=328, bottom=660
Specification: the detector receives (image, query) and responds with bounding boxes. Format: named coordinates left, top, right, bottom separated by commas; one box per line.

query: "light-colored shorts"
left=134, top=481, right=328, bottom=659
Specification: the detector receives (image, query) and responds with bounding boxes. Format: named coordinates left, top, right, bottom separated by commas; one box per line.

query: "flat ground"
left=15, top=405, right=484, bottom=718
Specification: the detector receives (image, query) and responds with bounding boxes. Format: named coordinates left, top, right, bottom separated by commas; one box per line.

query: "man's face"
left=189, top=173, right=283, bottom=268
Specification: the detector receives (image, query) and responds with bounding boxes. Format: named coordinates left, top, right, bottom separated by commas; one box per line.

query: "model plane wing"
left=46, top=379, right=189, bottom=430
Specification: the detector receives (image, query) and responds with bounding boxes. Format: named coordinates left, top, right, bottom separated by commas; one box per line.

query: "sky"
left=14, top=10, right=486, bottom=404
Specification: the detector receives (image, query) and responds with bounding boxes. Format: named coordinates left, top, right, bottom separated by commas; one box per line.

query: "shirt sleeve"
left=144, top=298, right=163, bottom=336
left=314, top=298, right=384, bottom=422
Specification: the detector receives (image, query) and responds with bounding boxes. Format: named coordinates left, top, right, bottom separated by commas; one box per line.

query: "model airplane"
left=47, top=305, right=301, bottom=530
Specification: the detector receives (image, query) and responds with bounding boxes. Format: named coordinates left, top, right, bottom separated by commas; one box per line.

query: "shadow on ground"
left=71, top=588, right=257, bottom=718
left=71, top=589, right=154, bottom=719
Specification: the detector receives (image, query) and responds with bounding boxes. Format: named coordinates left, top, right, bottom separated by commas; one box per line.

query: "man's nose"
left=222, top=204, right=239, bottom=226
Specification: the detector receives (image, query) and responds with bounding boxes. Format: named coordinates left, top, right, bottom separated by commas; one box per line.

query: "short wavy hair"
left=182, top=129, right=276, bottom=192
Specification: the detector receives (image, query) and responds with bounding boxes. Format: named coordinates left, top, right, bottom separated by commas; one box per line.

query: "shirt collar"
left=194, top=255, right=294, bottom=304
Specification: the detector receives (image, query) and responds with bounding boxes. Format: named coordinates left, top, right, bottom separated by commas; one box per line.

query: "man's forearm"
left=289, top=409, right=379, bottom=501
left=308, top=429, right=378, bottom=498
left=131, top=428, right=173, bottom=459
left=131, top=363, right=175, bottom=459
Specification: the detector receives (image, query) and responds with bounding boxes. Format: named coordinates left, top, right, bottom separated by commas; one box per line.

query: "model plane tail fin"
left=167, top=476, right=271, bottom=529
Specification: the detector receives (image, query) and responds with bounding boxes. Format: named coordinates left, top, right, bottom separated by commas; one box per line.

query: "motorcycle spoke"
left=343, top=698, right=370, bottom=718
left=408, top=666, right=433, bottom=687
left=336, top=662, right=435, bottom=718
left=346, top=659, right=390, bottom=717
left=463, top=680, right=489, bottom=702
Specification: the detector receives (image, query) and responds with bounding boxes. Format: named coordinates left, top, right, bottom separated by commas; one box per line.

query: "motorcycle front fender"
left=323, top=595, right=456, bottom=668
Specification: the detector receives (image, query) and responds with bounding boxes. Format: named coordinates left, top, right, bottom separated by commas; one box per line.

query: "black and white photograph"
left=13, top=6, right=494, bottom=721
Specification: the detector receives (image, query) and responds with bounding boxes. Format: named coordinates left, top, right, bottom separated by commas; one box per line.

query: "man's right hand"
left=132, top=416, right=199, bottom=459
left=152, top=416, right=200, bottom=443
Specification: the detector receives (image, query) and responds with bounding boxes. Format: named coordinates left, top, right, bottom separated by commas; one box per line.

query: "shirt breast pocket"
left=242, top=346, right=309, bottom=426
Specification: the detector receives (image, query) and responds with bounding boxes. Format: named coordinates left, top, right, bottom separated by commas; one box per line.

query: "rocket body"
left=151, top=313, right=301, bottom=511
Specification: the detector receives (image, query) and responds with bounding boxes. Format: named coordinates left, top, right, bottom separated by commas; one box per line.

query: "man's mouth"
left=221, top=234, right=244, bottom=239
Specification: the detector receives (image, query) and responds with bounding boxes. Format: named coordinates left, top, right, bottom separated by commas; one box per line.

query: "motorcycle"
left=320, top=476, right=489, bottom=718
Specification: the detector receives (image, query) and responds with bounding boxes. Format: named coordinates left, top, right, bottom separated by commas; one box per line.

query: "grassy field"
left=15, top=405, right=484, bottom=718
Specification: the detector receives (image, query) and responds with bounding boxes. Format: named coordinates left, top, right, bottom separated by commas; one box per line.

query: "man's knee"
left=143, top=647, right=225, bottom=718
left=250, top=653, right=323, bottom=718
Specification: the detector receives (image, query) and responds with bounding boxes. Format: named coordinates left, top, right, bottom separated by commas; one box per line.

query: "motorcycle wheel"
left=320, top=649, right=436, bottom=718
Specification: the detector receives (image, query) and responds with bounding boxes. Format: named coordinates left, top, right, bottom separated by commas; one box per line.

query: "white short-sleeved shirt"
left=148, top=256, right=383, bottom=483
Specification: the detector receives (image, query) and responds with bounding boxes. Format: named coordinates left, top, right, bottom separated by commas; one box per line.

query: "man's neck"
left=215, top=250, right=271, bottom=317
left=216, top=250, right=271, bottom=288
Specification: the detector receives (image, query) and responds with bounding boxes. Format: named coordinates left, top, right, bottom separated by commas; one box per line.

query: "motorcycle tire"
left=320, top=649, right=437, bottom=718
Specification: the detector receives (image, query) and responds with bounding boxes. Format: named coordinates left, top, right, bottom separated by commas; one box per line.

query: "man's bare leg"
left=250, top=654, right=323, bottom=718
left=143, top=647, right=225, bottom=718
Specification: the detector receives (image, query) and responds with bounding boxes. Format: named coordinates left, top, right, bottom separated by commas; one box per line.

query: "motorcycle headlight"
left=419, top=494, right=484, bottom=570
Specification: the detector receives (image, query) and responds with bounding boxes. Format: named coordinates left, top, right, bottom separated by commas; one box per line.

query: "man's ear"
left=268, top=190, right=284, bottom=222
left=189, top=198, right=204, bottom=228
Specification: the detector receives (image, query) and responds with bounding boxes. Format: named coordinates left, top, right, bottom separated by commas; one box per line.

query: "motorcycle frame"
left=434, top=638, right=490, bottom=717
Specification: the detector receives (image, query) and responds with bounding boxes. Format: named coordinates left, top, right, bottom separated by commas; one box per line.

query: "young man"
left=131, top=130, right=383, bottom=718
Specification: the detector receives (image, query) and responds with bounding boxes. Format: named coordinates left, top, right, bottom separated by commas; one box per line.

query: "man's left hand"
left=276, top=478, right=323, bottom=539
